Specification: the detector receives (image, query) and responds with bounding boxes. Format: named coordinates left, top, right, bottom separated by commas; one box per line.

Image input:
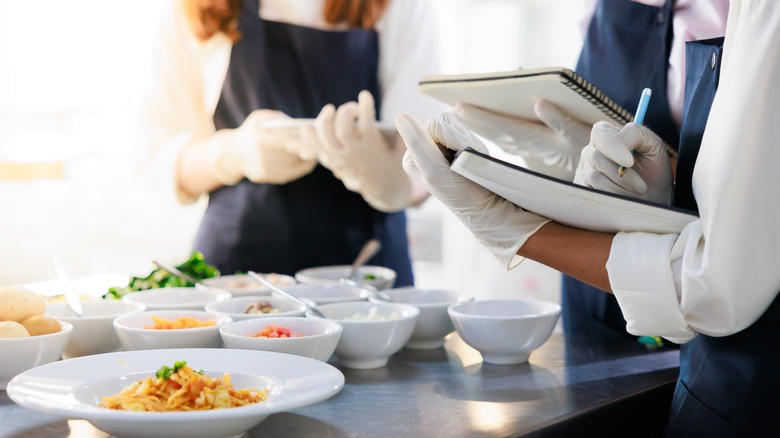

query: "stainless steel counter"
left=1, top=333, right=679, bottom=438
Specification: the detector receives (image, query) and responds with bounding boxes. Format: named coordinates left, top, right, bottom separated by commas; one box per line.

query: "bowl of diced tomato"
left=219, top=317, right=342, bottom=362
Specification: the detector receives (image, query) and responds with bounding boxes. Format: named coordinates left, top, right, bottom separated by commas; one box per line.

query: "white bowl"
left=295, top=265, right=397, bottom=290
left=220, top=317, right=343, bottom=362
left=370, top=287, right=474, bottom=350
left=448, top=299, right=561, bottom=365
left=113, top=310, right=232, bottom=350
left=308, top=301, right=419, bottom=369
left=281, top=283, right=371, bottom=305
left=46, top=300, right=146, bottom=358
left=0, top=321, right=73, bottom=390
left=197, top=273, right=297, bottom=297
left=121, top=287, right=231, bottom=311
left=205, top=296, right=308, bottom=321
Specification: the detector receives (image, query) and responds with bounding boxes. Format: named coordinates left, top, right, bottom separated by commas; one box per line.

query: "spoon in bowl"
left=152, top=260, right=201, bottom=286
left=53, top=256, right=82, bottom=317
left=247, top=271, right=326, bottom=318
left=339, top=277, right=395, bottom=302
left=346, top=239, right=382, bottom=281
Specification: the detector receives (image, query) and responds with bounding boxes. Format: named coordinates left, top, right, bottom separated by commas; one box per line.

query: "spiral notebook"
left=450, top=148, right=699, bottom=234
left=419, top=67, right=633, bottom=126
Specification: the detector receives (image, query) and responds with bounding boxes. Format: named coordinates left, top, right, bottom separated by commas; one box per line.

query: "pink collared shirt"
left=582, top=0, right=729, bottom=127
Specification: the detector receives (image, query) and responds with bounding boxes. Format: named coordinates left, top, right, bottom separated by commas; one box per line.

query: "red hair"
left=186, top=0, right=389, bottom=41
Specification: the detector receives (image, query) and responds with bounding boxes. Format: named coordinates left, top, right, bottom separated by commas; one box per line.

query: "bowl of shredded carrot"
left=113, top=310, right=232, bottom=350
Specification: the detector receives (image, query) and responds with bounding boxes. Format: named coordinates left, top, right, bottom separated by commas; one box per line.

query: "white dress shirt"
left=606, top=0, right=780, bottom=343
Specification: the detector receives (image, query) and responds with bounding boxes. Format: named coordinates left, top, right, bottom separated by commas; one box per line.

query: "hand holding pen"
left=618, top=88, right=652, bottom=177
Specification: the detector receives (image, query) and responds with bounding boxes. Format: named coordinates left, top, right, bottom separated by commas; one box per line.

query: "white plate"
left=7, top=348, right=344, bottom=438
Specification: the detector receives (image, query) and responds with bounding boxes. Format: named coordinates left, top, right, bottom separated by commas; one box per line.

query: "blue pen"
left=618, top=87, right=652, bottom=177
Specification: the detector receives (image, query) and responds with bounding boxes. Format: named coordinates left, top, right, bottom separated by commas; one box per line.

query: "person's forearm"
left=518, top=222, right=615, bottom=292
left=176, top=140, right=224, bottom=197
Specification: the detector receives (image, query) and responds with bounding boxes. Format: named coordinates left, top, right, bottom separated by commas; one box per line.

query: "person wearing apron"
left=195, top=0, right=413, bottom=284
left=400, top=0, right=780, bottom=434
left=137, top=0, right=442, bottom=287
left=563, top=0, right=681, bottom=341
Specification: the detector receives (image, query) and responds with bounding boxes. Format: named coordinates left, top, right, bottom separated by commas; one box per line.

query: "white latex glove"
left=453, top=101, right=591, bottom=181
left=398, top=112, right=550, bottom=269
left=574, top=121, right=673, bottom=205
left=207, top=109, right=318, bottom=185
left=305, top=90, right=411, bottom=213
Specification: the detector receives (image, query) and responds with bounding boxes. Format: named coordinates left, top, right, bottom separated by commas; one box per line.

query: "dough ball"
left=0, top=320, right=31, bottom=338
left=21, top=314, right=61, bottom=336
left=0, top=286, right=46, bottom=322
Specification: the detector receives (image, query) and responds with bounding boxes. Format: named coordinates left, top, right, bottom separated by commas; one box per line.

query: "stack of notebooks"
left=419, top=67, right=699, bottom=234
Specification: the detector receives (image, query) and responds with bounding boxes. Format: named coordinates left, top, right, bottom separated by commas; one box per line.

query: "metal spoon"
left=346, top=239, right=382, bottom=280
left=247, top=271, right=326, bottom=318
left=53, top=256, right=82, bottom=317
left=152, top=259, right=201, bottom=285
left=339, top=277, right=395, bottom=303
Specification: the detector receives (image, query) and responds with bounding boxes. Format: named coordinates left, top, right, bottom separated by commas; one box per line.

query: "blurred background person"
left=135, top=0, right=443, bottom=286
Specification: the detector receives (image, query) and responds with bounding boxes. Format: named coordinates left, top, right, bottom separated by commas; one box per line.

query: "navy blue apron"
left=666, top=38, right=780, bottom=437
left=562, top=0, right=678, bottom=340
left=193, top=0, right=414, bottom=286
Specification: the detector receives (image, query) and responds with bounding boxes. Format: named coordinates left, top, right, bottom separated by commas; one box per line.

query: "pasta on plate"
left=99, top=361, right=267, bottom=412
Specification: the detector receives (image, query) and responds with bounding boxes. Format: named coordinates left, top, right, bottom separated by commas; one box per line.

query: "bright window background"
left=0, top=0, right=586, bottom=302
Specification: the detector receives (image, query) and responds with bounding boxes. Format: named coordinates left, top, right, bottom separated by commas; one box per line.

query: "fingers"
left=534, top=100, right=591, bottom=145
left=357, top=90, right=377, bottom=131
left=314, top=103, right=341, bottom=153
left=618, top=123, right=666, bottom=159
left=578, top=142, right=648, bottom=195
left=426, top=113, right=489, bottom=154
left=590, top=121, right=635, bottom=168
left=397, top=114, right=451, bottom=181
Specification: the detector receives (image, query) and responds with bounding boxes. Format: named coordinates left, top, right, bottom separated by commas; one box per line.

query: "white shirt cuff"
left=607, top=231, right=696, bottom=343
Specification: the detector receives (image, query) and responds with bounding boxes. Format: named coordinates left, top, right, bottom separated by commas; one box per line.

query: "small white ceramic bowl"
left=121, top=287, right=231, bottom=311
left=369, top=287, right=474, bottom=350
left=46, top=299, right=146, bottom=358
left=205, top=296, right=308, bottom=321
left=308, top=301, right=419, bottom=369
left=280, top=283, right=371, bottom=305
left=113, top=310, right=232, bottom=350
left=295, top=265, right=397, bottom=290
left=0, top=321, right=73, bottom=390
left=220, top=316, right=343, bottom=362
left=448, top=299, right=561, bottom=365
left=197, top=273, right=297, bottom=297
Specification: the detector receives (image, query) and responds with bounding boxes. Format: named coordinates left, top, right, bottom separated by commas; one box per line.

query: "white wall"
left=0, top=0, right=587, bottom=302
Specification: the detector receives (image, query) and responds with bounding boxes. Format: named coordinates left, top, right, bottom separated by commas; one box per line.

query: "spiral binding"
left=562, top=69, right=633, bottom=125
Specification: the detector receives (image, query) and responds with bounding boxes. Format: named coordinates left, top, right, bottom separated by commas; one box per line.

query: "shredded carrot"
left=146, top=316, right=216, bottom=330
left=99, top=363, right=267, bottom=411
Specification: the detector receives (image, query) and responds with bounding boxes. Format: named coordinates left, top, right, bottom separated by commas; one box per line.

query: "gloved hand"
left=207, top=109, right=318, bottom=185
left=305, top=90, right=411, bottom=213
left=453, top=100, right=591, bottom=181
left=574, top=121, right=673, bottom=205
left=398, top=112, right=550, bottom=269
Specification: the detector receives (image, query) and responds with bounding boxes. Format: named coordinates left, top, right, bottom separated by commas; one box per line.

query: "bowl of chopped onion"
left=220, top=316, right=343, bottom=362
left=113, top=310, right=232, bottom=350
left=369, top=287, right=474, bottom=350
left=307, top=301, right=419, bottom=369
